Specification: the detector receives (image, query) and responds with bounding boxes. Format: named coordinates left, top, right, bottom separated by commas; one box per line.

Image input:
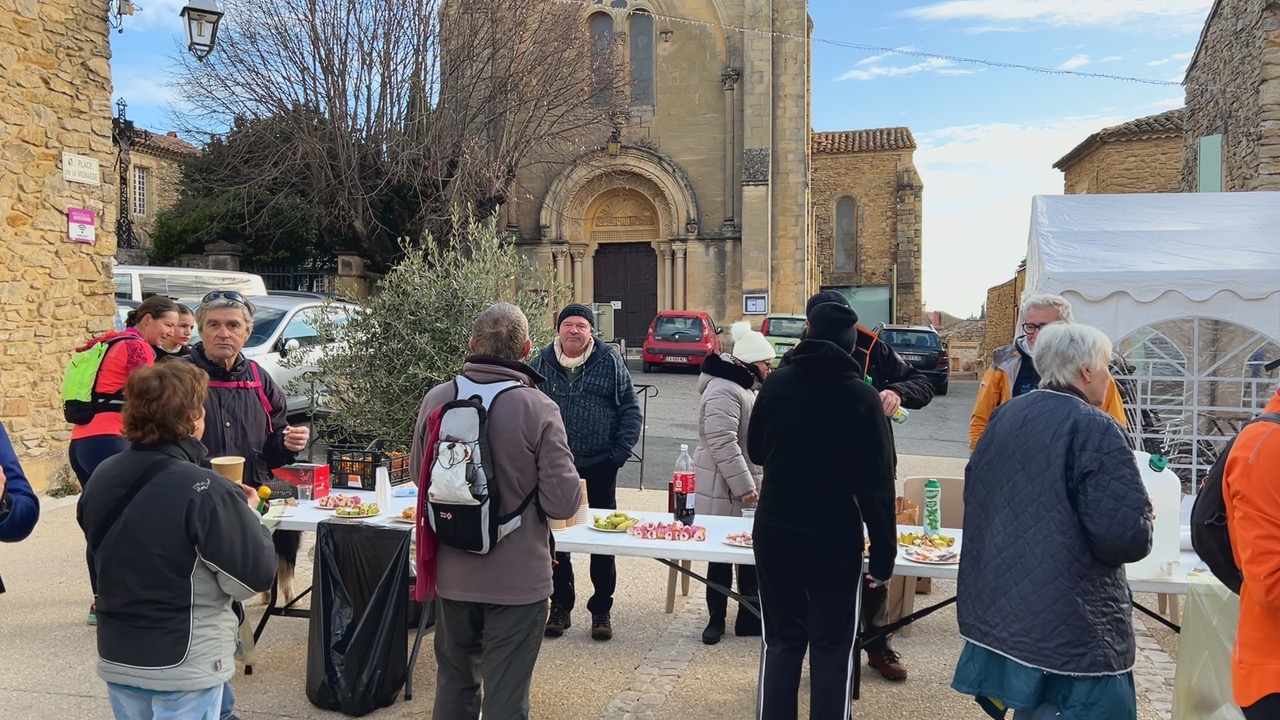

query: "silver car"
left=238, top=294, right=357, bottom=415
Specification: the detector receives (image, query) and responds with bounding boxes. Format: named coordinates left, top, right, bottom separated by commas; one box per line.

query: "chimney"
left=167, top=131, right=178, bottom=138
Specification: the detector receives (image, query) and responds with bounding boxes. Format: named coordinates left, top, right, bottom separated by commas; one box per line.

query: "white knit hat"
left=729, top=321, right=775, bottom=365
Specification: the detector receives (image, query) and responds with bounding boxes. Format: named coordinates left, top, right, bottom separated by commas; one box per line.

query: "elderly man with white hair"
left=969, top=293, right=1126, bottom=452
left=953, top=323, right=1154, bottom=720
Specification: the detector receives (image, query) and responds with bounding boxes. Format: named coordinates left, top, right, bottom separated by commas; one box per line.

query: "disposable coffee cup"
left=549, top=517, right=568, bottom=531
left=210, top=456, right=245, bottom=484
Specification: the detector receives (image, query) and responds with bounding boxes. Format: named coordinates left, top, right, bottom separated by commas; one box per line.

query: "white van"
left=112, top=265, right=268, bottom=309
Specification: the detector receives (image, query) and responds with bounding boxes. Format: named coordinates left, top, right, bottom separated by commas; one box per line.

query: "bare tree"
left=170, top=0, right=622, bottom=268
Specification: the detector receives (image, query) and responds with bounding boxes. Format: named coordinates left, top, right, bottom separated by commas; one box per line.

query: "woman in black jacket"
left=747, top=302, right=898, bottom=720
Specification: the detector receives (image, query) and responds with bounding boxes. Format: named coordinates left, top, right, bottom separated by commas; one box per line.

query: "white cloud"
left=1147, top=50, right=1196, bottom=68
left=902, top=0, right=1213, bottom=30
left=1147, top=58, right=1171, bottom=66
left=837, top=55, right=978, bottom=81
left=913, top=114, right=1130, bottom=315
left=112, top=69, right=179, bottom=109
left=1058, top=54, right=1090, bottom=71
left=1149, top=96, right=1184, bottom=109
left=1100, top=56, right=1124, bottom=62
left=1173, top=51, right=1194, bottom=60
left=119, top=0, right=188, bottom=31
left=964, top=25, right=1027, bottom=34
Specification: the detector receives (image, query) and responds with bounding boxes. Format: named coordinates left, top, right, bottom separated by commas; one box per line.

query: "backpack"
left=424, top=376, right=540, bottom=555
left=61, top=335, right=139, bottom=424
left=1190, top=412, right=1280, bottom=594
left=206, top=361, right=276, bottom=432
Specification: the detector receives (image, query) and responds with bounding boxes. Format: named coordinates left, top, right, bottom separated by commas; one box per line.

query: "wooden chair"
left=664, top=560, right=693, bottom=613
left=896, top=476, right=965, bottom=635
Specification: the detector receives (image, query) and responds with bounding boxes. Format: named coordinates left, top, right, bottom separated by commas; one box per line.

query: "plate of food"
left=333, top=503, right=381, bottom=521
left=317, top=494, right=364, bottom=511
left=898, top=531, right=957, bottom=549
left=724, top=532, right=753, bottom=549
left=901, top=545, right=960, bottom=564
left=388, top=507, right=416, bottom=525
left=591, top=512, right=638, bottom=532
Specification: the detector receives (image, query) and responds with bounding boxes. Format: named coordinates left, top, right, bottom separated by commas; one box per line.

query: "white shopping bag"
left=1172, top=574, right=1244, bottom=720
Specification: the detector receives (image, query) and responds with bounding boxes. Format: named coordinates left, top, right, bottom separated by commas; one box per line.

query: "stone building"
left=811, top=128, right=923, bottom=326
left=1053, top=110, right=1185, bottom=194
left=980, top=263, right=1025, bottom=367
left=1182, top=0, right=1280, bottom=192
left=0, top=0, right=118, bottom=488
left=503, top=0, right=923, bottom=344
left=121, top=129, right=201, bottom=248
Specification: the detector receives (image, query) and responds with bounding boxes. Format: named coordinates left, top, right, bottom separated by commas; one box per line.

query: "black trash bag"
left=306, top=522, right=411, bottom=716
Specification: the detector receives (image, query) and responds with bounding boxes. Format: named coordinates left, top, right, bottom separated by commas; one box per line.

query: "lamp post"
left=181, top=0, right=224, bottom=60
left=111, top=99, right=149, bottom=251
left=606, top=128, right=622, bottom=156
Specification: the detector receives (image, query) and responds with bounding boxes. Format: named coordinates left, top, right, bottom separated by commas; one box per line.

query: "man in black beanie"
left=781, top=291, right=934, bottom=682
left=746, top=301, right=898, bottom=718
left=529, top=303, right=642, bottom=641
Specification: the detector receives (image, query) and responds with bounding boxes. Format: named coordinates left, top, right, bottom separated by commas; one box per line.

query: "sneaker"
left=545, top=605, right=571, bottom=638
left=702, top=616, right=726, bottom=645
left=86, top=603, right=97, bottom=626
left=867, top=648, right=908, bottom=682
left=590, top=613, right=613, bottom=641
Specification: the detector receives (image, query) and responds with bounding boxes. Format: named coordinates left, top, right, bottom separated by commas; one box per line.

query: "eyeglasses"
left=202, top=291, right=249, bottom=306
left=1022, top=322, right=1056, bottom=334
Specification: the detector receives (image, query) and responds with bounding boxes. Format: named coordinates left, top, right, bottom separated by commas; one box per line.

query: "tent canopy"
left=1023, top=192, right=1280, bottom=341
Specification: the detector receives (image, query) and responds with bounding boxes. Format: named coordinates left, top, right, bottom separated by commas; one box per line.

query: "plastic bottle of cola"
left=673, top=444, right=696, bottom=524
left=923, top=478, right=942, bottom=536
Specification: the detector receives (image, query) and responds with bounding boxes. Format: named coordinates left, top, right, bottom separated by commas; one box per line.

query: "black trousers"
left=706, top=562, right=760, bottom=628
left=551, top=460, right=618, bottom=615
left=755, top=529, right=862, bottom=720
left=1244, top=693, right=1280, bottom=720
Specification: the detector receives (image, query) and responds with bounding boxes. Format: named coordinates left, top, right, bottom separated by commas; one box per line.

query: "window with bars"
left=132, top=166, right=149, bottom=217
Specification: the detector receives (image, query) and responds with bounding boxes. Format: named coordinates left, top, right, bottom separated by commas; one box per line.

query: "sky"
left=110, top=0, right=1215, bottom=317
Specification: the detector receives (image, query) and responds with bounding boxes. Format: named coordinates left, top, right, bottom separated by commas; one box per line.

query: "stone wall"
left=810, top=149, right=924, bottom=324
left=980, top=267, right=1025, bottom=363
left=0, top=0, right=117, bottom=489
left=1064, top=138, right=1184, bottom=194
left=1181, top=0, right=1280, bottom=191
left=130, top=148, right=186, bottom=247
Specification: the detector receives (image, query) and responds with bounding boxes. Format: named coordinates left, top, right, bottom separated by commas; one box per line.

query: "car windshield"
left=247, top=307, right=288, bottom=348
left=881, top=330, right=941, bottom=350
left=764, top=318, right=805, bottom=338
left=653, top=316, right=704, bottom=342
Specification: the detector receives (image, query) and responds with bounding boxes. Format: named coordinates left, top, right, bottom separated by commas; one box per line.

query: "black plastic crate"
left=326, top=439, right=413, bottom=490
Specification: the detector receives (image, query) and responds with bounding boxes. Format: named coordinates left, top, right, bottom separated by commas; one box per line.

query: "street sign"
left=68, top=207, right=96, bottom=244
left=62, top=153, right=101, bottom=186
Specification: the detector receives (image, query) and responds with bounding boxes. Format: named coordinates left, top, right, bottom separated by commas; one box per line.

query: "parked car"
left=876, top=324, right=949, bottom=395
left=236, top=295, right=358, bottom=414
left=761, top=314, right=806, bottom=367
left=641, top=311, right=723, bottom=373
left=113, top=265, right=267, bottom=308
left=114, top=299, right=140, bottom=332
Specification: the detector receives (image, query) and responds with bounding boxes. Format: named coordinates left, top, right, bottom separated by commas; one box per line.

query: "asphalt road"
left=298, top=367, right=977, bottom=492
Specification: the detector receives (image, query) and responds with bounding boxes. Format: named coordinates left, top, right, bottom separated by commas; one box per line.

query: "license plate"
left=775, top=343, right=794, bottom=353
left=902, top=354, right=924, bottom=362
left=665, top=356, right=688, bottom=364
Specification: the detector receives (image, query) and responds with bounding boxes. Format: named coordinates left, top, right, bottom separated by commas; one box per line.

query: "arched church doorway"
left=588, top=190, right=659, bottom=347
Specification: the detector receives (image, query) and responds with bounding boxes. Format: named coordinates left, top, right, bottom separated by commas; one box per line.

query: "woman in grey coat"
left=693, top=322, right=775, bottom=645
left=953, top=323, right=1154, bottom=720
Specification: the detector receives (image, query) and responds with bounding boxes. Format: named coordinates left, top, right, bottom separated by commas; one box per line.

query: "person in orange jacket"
left=1222, top=386, right=1280, bottom=719
left=969, top=294, right=1126, bottom=452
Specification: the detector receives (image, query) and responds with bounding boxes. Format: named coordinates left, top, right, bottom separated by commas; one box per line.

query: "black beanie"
left=807, top=302, right=858, bottom=354
left=557, top=303, right=595, bottom=328
left=805, top=290, right=857, bottom=323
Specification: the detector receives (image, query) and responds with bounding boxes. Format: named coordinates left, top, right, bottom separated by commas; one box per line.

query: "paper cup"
left=210, top=456, right=245, bottom=484
left=574, top=479, right=590, bottom=525
left=550, top=517, right=568, bottom=531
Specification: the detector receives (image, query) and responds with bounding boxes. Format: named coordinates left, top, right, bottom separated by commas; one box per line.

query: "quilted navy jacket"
left=959, top=387, right=1153, bottom=676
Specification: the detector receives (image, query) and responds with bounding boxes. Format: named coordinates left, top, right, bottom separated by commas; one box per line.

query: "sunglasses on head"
left=202, top=290, right=250, bottom=306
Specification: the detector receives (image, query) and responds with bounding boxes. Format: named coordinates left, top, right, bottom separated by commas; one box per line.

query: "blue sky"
left=110, top=0, right=1214, bottom=317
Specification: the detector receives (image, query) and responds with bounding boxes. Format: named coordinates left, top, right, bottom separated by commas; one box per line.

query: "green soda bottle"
left=923, top=478, right=942, bottom=536
left=865, top=375, right=909, bottom=424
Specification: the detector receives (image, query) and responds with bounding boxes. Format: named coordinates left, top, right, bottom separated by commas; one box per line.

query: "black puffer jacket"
left=185, top=344, right=295, bottom=488
left=960, top=386, right=1154, bottom=675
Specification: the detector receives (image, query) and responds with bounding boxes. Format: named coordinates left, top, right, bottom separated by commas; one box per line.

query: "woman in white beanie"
left=694, top=321, right=773, bottom=644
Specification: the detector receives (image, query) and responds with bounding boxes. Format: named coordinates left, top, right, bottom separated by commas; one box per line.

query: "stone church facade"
left=502, top=0, right=924, bottom=344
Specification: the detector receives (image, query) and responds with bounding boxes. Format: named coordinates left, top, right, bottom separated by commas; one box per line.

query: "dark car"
left=876, top=324, right=949, bottom=395
left=641, top=311, right=724, bottom=373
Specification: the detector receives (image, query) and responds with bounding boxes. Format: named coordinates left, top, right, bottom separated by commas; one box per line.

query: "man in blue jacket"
left=0, top=419, right=40, bottom=545
left=530, top=304, right=642, bottom=642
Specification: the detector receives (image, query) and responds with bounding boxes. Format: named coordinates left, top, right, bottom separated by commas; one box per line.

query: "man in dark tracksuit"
left=780, top=290, right=934, bottom=682
left=749, top=302, right=898, bottom=719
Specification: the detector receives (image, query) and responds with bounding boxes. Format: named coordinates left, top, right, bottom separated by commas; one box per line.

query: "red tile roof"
left=133, top=129, right=202, bottom=158
left=812, top=127, right=917, bottom=154
left=1053, top=108, right=1184, bottom=170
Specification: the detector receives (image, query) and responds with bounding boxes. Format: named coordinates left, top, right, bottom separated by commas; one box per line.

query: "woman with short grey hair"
left=953, top=323, right=1154, bottom=719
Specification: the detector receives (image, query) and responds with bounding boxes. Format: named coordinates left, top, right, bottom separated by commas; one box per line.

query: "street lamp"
left=606, top=128, right=622, bottom=156
left=181, top=0, right=224, bottom=61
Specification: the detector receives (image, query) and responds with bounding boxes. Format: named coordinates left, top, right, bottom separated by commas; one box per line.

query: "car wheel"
left=936, top=380, right=949, bottom=396
left=642, top=362, right=654, bottom=374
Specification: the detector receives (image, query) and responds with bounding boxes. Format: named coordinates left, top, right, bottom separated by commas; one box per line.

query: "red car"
left=641, top=311, right=724, bottom=373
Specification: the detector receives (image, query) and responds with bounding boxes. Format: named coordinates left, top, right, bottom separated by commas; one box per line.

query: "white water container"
left=1126, top=451, right=1182, bottom=580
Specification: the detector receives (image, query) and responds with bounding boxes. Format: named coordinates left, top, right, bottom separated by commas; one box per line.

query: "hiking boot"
left=545, top=605, right=570, bottom=638
left=87, top=602, right=97, bottom=626
left=867, top=648, right=908, bottom=682
left=702, top=615, right=726, bottom=645
left=591, top=613, right=613, bottom=641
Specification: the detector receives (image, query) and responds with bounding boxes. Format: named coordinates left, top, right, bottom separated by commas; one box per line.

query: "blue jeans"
left=220, top=682, right=235, bottom=719
left=106, top=683, right=222, bottom=720
left=70, top=435, right=129, bottom=596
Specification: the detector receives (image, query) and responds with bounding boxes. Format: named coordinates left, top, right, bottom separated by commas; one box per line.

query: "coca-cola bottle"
left=673, top=444, right=696, bottom=524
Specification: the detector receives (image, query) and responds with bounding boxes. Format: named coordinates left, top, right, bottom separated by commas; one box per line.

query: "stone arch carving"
left=540, top=146, right=700, bottom=243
